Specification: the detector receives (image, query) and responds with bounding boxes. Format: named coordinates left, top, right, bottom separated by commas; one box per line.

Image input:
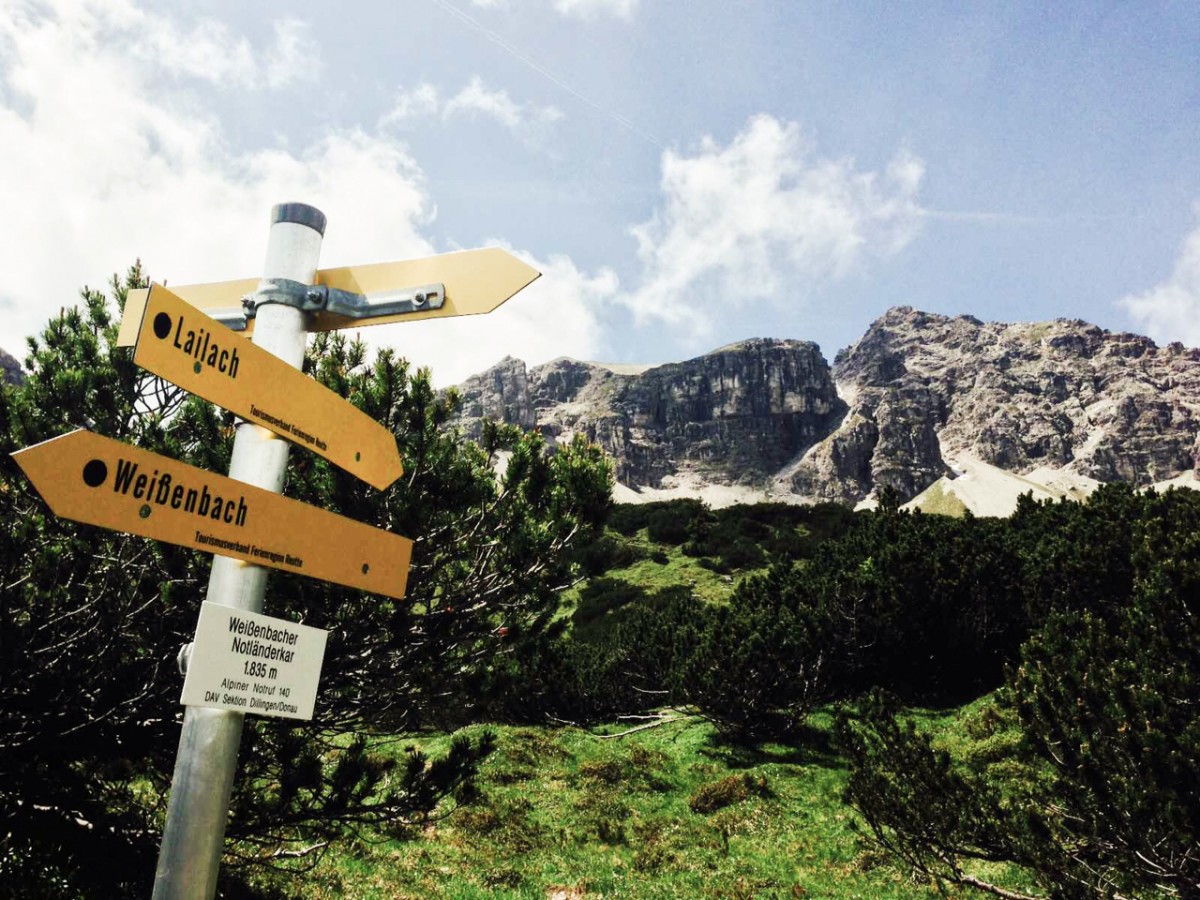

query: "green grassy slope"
left=243, top=502, right=1043, bottom=898
left=279, top=719, right=944, bottom=899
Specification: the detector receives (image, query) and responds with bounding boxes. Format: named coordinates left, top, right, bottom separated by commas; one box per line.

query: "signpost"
left=11, top=202, right=541, bottom=900
left=115, top=245, right=541, bottom=346
left=12, top=428, right=412, bottom=598
left=133, top=284, right=404, bottom=490
left=181, top=602, right=328, bottom=722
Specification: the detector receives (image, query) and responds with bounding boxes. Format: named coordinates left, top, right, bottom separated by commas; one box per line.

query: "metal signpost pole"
left=152, top=203, right=326, bottom=899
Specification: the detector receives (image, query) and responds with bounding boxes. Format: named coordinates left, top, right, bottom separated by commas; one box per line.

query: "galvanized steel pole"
left=152, top=203, right=326, bottom=899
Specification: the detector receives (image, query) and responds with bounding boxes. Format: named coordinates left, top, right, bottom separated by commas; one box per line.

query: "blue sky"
left=1, top=0, right=1198, bottom=384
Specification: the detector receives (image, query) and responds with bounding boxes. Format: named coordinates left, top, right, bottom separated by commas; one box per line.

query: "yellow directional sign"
left=117, top=247, right=541, bottom=346
left=133, top=285, right=403, bottom=490
left=12, top=430, right=412, bottom=599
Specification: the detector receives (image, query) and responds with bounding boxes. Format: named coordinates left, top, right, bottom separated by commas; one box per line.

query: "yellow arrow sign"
left=12, top=430, right=412, bottom=599
left=134, top=284, right=403, bottom=490
left=117, top=247, right=541, bottom=347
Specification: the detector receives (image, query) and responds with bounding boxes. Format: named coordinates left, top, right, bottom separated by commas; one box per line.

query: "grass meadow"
left=250, top=704, right=1035, bottom=899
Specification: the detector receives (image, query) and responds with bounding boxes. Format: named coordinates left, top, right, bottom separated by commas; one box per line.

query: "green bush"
left=805, top=506, right=1026, bottom=702
left=571, top=577, right=649, bottom=633
left=484, top=586, right=703, bottom=725
left=573, top=533, right=646, bottom=577
left=838, top=488, right=1200, bottom=900
left=673, top=563, right=834, bottom=742
left=646, top=499, right=708, bottom=545
left=607, top=499, right=706, bottom=541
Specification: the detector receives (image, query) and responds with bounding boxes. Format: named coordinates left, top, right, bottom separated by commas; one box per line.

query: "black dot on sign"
left=193, top=362, right=202, bottom=374
left=153, top=312, right=172, bottom=340
left=361, top=563, right=370, bottom=575
left=82, top=459, right=108, bottom=487
left=139, top=505, right=152, bottom=519
left=355, top=452, right=361, bottom=462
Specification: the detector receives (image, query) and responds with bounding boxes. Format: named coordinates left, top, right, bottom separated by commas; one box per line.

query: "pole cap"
left=271, top=203, right=327, bottom=236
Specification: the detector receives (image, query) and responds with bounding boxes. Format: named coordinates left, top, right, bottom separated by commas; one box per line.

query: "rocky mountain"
left=0, top=347, right=22, bottom=386
left=450, top=308, right=1200, bottom=510
left=799, top=307, right=1200, bottom=505
left=453, top=339, right=846, bottom=496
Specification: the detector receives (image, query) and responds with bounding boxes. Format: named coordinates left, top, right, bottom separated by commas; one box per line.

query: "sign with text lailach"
left=116, top=246, right=541, bottom=346
left=11, top=430, right=411, bottom=599
left=182, top=602, right=328, bottom=720
left=134, top=284, right=403, bottom=490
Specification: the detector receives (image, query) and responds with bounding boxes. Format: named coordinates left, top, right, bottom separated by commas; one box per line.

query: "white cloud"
left=382, top=76, right=562, bottom=136
left=621, top=115, right=924, bottom=337
left=132, top=15, right=258, bottom=87
left=383, top=83, right=441, bottom=122
left=122, top=6, right=320, bottom=90
left=262, top=20, right=322, bottom=89
left=1120, top=218, right=1200, bottom=347
left=553, top=0, right=640, bottom=19
left=0, top=0, right=607, bottom=389
left=0, top=0, right=430, bottom=352
left=444, top=76, right=560, bottom=129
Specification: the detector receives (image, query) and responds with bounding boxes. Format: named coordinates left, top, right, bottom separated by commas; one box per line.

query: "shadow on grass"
left=697, top=720, right=845, bottom=771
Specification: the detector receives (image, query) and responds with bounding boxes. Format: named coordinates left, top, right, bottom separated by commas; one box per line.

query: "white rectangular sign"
left=181, top=601, right=328, bottom=721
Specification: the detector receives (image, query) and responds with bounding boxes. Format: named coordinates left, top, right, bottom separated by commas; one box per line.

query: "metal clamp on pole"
left=206, top=306, right=254, bottom=331
left=200, top=282, right=446, bottom=331
left=233, top=279, right=446, bottom=326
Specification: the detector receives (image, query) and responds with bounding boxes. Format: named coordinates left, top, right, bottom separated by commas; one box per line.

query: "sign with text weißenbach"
left=12, top=429, right=411, bottom=599
left=182, top=602, right=328, bottom=721
left=134, top=284, right=404, bottom=490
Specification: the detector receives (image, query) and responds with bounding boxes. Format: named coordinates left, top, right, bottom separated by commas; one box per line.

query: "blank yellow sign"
left=117, top=247, right=541, bottom=346
left=134, top=285, right=403, bottom=490
left=12, top=430, right=412, bottom=599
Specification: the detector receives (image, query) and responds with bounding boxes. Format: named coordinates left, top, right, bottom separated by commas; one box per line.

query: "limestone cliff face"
left=0, top=347, right=22, bottom=386
left=451, top=309, right=1200, bottom=508
left=451, top=339, right=846, bottom=489
left=787, top=307, right=1200, bottom=504
left=454, top=356, right=535, bottom=431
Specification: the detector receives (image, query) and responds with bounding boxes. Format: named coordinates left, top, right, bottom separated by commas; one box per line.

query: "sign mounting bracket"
left=206, top=279, right=448, bottom=331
